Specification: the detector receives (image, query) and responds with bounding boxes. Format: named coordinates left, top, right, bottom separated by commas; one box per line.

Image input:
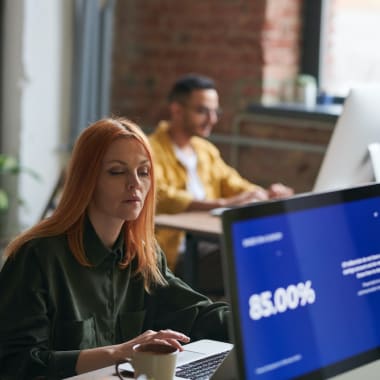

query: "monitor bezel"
left=221, top=182, right=380, bottom=379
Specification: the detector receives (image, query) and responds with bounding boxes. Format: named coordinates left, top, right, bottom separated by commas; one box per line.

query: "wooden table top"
left=155, top=211, right=222, bottom=237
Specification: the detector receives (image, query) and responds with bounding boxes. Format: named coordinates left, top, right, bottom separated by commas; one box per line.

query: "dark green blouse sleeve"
left=0, top=241, right=231, bottom=379
left=0, top=246, right=79, bottom=380
left=145, top=249, right=231, bottom=342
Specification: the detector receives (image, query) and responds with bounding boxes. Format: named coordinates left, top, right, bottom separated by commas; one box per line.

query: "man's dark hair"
left=168, top=74, right=216, bottom=103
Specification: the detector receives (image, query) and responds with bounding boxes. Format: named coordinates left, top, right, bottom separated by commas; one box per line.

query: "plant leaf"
left=0, top=189, right=9, bottom=210
left=0, top=154, right=19, bottom=174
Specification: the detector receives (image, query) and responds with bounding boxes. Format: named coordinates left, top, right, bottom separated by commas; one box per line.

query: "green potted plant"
left=0, top=154, right=40, bottom=252
left=0, top=154, right=39, bottom=209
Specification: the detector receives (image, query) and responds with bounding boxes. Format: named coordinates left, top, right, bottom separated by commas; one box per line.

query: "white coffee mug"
left=127, top=343, right=178, bottom=380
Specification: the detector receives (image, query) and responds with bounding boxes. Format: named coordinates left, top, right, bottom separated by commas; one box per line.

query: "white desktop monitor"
left=313, top=85, right=380, bottom=193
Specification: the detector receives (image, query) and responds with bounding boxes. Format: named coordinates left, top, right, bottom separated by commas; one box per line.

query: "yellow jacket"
left=149, top=121, right=257, bottom=269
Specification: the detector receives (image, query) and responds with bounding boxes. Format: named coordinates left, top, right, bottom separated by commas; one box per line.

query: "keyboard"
left=175, top=350, right=230, bottom=379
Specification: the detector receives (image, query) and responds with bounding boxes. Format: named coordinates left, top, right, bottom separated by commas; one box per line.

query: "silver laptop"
left=117, top=339, right=234, bottom=379
left=64, top=339, right=234, bottom=380
left=221, top=182, right=380, bottom=379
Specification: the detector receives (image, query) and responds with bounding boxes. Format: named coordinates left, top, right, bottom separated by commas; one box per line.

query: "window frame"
left=301, top=0, right=345, bottom=104
left=301, top=0, right=322, bottom=87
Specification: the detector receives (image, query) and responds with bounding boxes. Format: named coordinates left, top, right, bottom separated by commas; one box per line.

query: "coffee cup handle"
left=115, top=358, right=134, bottom=379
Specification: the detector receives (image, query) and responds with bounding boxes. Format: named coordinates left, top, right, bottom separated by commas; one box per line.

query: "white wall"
left=1, top=0, right=73, bottom=233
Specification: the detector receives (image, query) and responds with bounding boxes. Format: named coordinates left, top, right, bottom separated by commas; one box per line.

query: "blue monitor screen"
left=228, top=193, right=380, bottom=379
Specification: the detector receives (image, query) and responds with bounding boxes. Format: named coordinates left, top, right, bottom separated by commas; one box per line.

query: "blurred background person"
left=149, top=74, right=294, bottom=294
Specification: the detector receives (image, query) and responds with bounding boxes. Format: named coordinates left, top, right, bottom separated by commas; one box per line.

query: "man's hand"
left=267, top=183, right=294, bottom=199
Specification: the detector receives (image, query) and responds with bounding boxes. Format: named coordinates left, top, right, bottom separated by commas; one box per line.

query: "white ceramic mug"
left=127, top=343, right=178, bottom=380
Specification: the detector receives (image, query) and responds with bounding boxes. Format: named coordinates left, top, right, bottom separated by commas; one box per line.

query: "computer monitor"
left=313, top=86, right=380, bottom=192
left=221, top=183, right=380, bottom=379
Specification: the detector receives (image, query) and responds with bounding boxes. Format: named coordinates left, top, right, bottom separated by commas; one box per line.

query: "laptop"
left=117, top=338, right=234, bottom=379
left=221, top=182, right=380, bottom=379
left=64, top=339, right=233, bottom=380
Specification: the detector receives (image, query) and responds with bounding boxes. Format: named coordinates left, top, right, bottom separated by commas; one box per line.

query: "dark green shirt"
left=0, top=219, right=229, bottom=379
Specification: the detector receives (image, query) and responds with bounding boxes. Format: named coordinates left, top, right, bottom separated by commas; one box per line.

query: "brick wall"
left=262, top=0, right=302, bottom=102
left=110, top=0, right=328, bottom=192
left=111, top=0, right=302, bottom=131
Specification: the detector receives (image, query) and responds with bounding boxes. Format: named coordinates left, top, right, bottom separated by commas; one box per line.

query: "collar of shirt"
left=83, top=215, right=125, bottom=266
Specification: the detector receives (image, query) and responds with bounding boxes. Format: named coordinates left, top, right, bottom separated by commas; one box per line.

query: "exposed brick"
left=111, top=0, right=315, bottom=189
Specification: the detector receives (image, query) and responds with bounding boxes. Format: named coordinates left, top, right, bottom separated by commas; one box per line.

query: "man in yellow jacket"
left=149, top=74, right=293, bottom=288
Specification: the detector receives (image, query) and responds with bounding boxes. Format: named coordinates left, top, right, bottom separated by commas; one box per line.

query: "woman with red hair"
left=0, top=118, right=229, bottom=379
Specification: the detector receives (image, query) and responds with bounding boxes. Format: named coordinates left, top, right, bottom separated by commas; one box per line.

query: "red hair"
left=5, top=118, right=165, bottom=290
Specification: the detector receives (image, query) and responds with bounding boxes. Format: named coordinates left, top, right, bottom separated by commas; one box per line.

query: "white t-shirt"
left=173, top=145, right=206, bottom=200
left=174, top=145, right=206, bottom=253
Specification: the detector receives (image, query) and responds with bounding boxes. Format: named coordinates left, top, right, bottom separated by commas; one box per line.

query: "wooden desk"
left=155, top=211, right=221, bottom=236
left=155, top=212, right=222, bottom=289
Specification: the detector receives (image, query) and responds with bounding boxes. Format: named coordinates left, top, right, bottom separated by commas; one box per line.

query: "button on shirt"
left=0, top=217, right=229, bottom=379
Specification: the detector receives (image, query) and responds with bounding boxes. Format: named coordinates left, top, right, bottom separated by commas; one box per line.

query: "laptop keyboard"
left=175, top=350, right=230, bottom=379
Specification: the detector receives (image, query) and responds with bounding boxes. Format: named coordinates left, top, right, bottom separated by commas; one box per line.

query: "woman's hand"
left=115, top=329, right=190, bottom=361
left=76, top=329, right=190, bottom=374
